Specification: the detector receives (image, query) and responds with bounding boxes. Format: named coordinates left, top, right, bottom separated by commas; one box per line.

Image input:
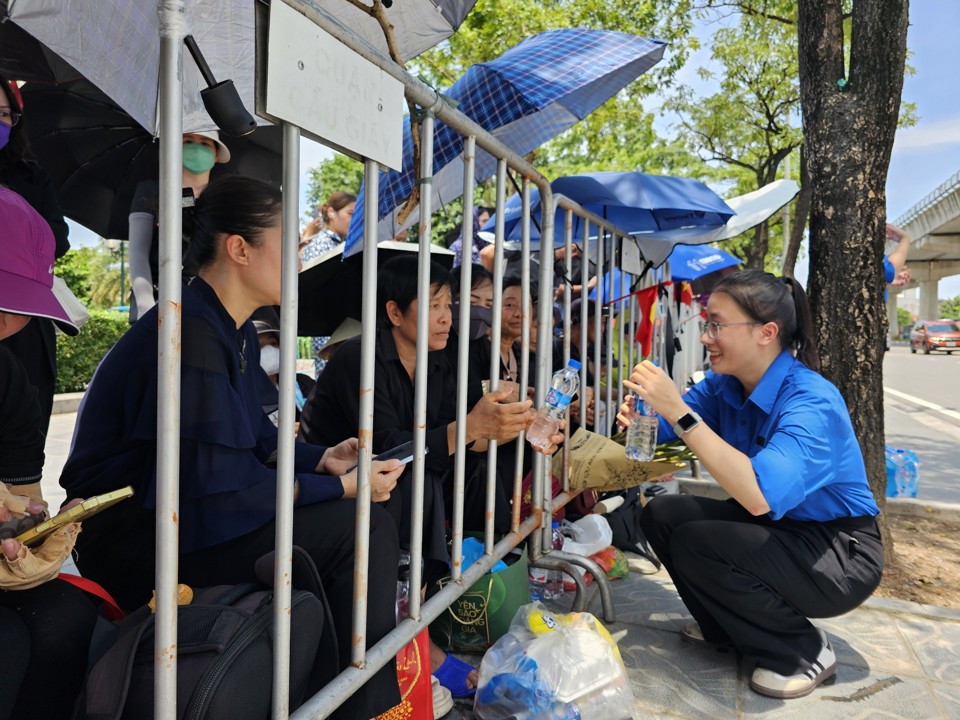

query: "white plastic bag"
left=561, top=514, right=612, bottom=558
left=474, top=603, right=633, bottom=720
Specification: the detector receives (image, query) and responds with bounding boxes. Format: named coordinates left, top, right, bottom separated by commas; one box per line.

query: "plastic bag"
left=591, top=547, right=629, bottom=581
left=561, top=547, right=628, bottom=592
left=884, top=446, right=920, bottom=497
left=474, top=603, right=633, bottom=720
left=560, top=515, right=613, bottom=558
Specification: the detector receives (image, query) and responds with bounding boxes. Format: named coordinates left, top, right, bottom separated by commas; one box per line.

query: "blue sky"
left=67, top=3, right=960, bottom=296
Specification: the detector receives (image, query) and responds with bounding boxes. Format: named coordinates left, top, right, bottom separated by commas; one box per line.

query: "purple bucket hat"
left=0, top=187, right=79, bottom=335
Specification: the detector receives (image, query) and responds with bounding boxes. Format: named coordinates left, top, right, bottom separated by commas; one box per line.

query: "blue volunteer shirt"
left=658, top=351, right=879, bottom=521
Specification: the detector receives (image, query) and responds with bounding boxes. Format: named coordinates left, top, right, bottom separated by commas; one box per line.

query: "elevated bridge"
left=888, top=170, right=960, bottom=329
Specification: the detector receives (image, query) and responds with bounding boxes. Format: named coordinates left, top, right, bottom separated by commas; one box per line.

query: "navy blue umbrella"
left=487, top=171, right=736, bottom=247
left=667, top=244, right=742, bottom=282
left=345, top=28, right=667, bottom=255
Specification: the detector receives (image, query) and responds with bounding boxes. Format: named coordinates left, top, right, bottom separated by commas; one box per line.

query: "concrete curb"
left=863, top=594, right=960, bottom=623
left=52, top=392, right=84, bottom=414
left=677, top=477, right=960, bottom=522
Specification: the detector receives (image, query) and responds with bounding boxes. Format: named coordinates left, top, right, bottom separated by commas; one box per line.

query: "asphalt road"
left=883, top=343, right=960, bottom=503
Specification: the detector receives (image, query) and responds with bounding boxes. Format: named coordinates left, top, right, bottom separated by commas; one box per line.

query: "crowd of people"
left=1, top=62, right=889, bottom=717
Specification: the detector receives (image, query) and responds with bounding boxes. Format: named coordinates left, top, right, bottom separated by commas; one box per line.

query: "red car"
left=909, top=319, right=960, bottom=354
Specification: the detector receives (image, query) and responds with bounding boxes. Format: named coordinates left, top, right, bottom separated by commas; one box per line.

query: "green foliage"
left=55, top=310, right=129, bottom=393
left=896, top=306, right=913, bottom=327
left=54, top=248, right=96, bottom=307
left=939, top=296, right=960, bottom=320
left=54, top=244, right=125, bottom=310
left=304, top=153, right=364, bottom=219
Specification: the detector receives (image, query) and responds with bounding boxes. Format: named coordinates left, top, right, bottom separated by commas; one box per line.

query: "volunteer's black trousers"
left=76, top=499, right=401, bottom=720
left=640, top=495, right=883, bottom=675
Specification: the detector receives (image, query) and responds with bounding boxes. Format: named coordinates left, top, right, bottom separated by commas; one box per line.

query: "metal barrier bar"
left=560, top=208, right=574, bottom=492
left=271, top=122, right=302, bottom=719
left=512, top=178, right=531, bottom=527
left=532, top=185, right=556, bottom=565
left=292, top=520, right=543, bottom=720
left=350, top=159, right=381, bottom=667
left=487, top=158, right=507, bottom=547
left=593, top=234, right=604, bottom=436
left=617, top=258, right=633, bottom=416
left=408, top=111, right=436, bottom=620
left=154, top=2, right=184, bottom=715
left=450, top=136, right=477, bottom=582
left=604, top=232, right=615, bottom=435
left=579, top=220, right=590, bottom=435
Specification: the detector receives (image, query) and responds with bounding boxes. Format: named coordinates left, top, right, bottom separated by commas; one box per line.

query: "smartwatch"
left=672, top=410, right=702, bottom=438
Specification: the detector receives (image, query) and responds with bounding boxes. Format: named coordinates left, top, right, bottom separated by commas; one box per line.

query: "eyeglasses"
left=698, top=320, right=760, bottom=339
left=0, top=108, right=22, bottom=127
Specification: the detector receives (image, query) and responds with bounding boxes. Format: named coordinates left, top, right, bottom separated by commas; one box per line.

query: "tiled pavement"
left=446, top=569, right=960, bottom=719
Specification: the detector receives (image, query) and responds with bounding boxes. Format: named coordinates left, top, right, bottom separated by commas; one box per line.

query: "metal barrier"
left=151, top=2, right=658, bottom=718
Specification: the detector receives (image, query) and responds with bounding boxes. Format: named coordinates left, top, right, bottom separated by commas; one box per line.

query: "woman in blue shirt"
left=619, top=269, right=882, bottom=700
left=61, top=175, right=404, bottom=719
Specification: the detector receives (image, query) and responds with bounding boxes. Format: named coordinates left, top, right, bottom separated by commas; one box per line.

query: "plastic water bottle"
left=527, top=360, right=581, bottom=450
left=544, top=521, right=565, bottom=600
left=572, top=675, right=632, bottom=720
left=624, top=396, right=658, bottom=462
left=529, top=566, right=548, bottom=602
left=884, top=447, right=920, bottom=498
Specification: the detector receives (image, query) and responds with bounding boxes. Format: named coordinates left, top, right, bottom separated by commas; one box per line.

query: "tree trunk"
left=745, top=220, right=770, bottom=269
left=782, top=146, right=811, bottom=278
left=797, top=0, right=909, bottom=566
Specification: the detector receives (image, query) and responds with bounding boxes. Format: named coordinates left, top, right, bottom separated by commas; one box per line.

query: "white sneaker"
left=431, top=675, right=454, bottom=718
left=750, top=629, right=837, bottom=699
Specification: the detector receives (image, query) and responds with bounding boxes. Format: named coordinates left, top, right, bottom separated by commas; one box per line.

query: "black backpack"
left=81, top=548, right=336, bottom=720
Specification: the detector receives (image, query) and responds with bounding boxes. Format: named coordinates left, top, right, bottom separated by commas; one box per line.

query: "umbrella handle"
left=184, top=35, right=219, bottom=88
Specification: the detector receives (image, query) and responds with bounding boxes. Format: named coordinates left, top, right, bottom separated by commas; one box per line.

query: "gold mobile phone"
left=15, top=486, right=134, bottom=548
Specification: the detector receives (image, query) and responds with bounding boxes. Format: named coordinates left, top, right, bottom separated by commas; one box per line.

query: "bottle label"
left=545, top=388, right=573, bottom=410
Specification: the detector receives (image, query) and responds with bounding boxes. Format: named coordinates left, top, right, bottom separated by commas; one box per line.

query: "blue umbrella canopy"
left=666, top=244, right=742, bottom=281
left=345, top=28, right=667, bottom=255
left=488, top=171, right=736, bottom=246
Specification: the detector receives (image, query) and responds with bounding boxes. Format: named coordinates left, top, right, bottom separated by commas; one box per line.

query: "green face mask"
left=182, top=142, right=216, bottom=175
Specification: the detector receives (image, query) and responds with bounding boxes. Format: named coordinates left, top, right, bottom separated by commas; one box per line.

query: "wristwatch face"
left=676, top=412, right=699, bottom=432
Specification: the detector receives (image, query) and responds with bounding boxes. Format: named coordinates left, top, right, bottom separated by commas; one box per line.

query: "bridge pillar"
left=919, top=279, right=939, bottom=320
left=886, top=295, right=900, bottom=339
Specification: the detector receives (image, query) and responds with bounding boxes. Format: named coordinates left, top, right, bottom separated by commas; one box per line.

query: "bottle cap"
left=551, top=520, right=560, bottom=528
left=567, top=359, right=582, bottom=371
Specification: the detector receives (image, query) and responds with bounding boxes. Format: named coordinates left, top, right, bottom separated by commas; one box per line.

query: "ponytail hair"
left=712, top=270, right=821, bottom=372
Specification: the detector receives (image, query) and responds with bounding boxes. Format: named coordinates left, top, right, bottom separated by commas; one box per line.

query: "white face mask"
left=259, top=344, right=281, bottom=377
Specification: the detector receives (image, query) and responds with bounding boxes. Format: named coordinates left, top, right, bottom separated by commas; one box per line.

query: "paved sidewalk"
left=41, top=410, right=960, bottom=719
left=445, top=568, right=960, bottom=719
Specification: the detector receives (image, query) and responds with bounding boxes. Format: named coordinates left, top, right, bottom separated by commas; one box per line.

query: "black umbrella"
left=0, top=16, right=80, bottom=84
left=298, top=241, right=456, bottom=336
left=19, top=78, right=283, bottom=239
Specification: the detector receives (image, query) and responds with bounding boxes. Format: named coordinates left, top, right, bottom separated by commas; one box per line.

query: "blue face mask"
left=182, top=142, right=216, bottom=175
left=0, top=122, right=11, bottom=151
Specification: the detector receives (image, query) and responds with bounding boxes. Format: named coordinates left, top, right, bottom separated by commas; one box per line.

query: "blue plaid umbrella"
left=488, top=171, right=736, bottom=246
left=344, top=28, right=666, bottom=255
